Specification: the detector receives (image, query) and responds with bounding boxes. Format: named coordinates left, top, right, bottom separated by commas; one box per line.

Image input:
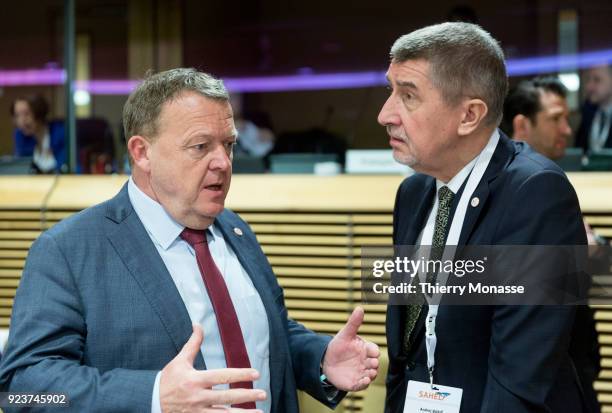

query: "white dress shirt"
left=589, top=104, right=612, bottom=153
left=32, top=131, right=57, bottom=173
left=126, top=178, right=271, bottom=413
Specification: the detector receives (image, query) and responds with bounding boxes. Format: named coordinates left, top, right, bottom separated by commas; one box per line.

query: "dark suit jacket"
left=385, top=133, right=593, bottom=413
left=0, top=184, right=339, bottom=412
left=575, top=102, right=612, bottom=152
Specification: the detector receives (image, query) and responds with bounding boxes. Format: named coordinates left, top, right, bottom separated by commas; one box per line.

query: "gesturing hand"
left=322, top=307, right=380, bottom=392
left=160, top=324, right=266, bottom=412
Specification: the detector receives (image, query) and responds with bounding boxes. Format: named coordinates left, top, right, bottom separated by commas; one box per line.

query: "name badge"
left=403, top=380, right=463, bottom=413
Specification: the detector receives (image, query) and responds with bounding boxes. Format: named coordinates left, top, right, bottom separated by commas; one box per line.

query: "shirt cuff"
left=320, top=370, right=340, bottom=401
left=322, top=382, right=341, bottom=401
left=151, top=371, right=162, bottom=413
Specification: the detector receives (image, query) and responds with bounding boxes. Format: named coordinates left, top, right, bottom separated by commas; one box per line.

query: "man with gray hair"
left=379, top=23, right=587, bottom=412
left=0, top=68, right=380, bottom=412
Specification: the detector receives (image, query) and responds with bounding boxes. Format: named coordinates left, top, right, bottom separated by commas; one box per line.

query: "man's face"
left=526, top=90, right=571, bottom=160
left=145, top=91, right=236, bottom=229
left=13, top=100, right=37, bottom=136
left=377, top=59, right=463, bottom=175
left=585, top=66, right=612, bottom=106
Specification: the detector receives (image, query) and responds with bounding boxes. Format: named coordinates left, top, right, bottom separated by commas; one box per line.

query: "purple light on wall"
left=1, top=49, right=611, bottom=93
left=75, top=80, right=139, bottom=94
left=0, top=68, right=64, bottom=86
left=506, top=49, right=612, bottom=76
left=224, top=71, right=386, bottom=92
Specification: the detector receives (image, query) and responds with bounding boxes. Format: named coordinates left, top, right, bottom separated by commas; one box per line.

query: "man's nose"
left=560, top=118, right=572, bottom=137
left=378, top=96, right=399, bottom=127
left=209, top=146, right=232, bottom=171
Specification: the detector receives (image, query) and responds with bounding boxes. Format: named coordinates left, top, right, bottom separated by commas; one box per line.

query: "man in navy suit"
left=575, top=65, right=612, bottom=153
left=378, top=23, right=588, bottom=412
left=0, top=68, right=380, bottom=412
left=502, top=76, right=601, bottom=413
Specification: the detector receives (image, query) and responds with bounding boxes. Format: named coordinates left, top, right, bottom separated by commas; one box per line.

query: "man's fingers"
left=198, top=368, right=260, bottom=387
left=204, top=388, right=266, bottom=406
left=179, top=324, right=204, bottom=364
left=354, top=376, right=371, bottom=391
left=366, top=357, right=379, bottom=370
left=365, top=368, right=378, bottom=380
left=365, top=341, right=380, bottom=358
left=337, top=306, right=365, bottom=339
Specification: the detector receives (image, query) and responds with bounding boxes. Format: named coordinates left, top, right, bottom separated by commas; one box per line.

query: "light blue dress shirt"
left=126, top=178, right=271, bottom=413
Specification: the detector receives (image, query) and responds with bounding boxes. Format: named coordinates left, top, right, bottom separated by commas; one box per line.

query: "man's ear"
left=127, top=135, right=151, bottom=172
left=512, top=115, right=532, bottom=142
left=457, top=99, right=488, bottom=136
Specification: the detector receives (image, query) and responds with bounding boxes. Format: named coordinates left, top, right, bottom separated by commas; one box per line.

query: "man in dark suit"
left=575, top=65, right=612, bottom=153
left=378, top=23, right=588, bottom=412
left=0, top=68, right=380, bottom=412
left=503, top=77, right=601, bottom=413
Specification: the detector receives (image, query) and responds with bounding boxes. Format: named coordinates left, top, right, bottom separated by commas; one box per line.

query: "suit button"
left=407, top=361, right=416, bottom=371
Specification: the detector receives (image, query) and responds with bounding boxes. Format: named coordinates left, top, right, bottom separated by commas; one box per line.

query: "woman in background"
left=11, top=94, right=66, bottom=174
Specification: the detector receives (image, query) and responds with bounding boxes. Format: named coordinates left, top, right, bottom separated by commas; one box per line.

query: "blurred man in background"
left=503, top=76, right=601, bottom=413
left=501, top=77, right=571, bottom=161
left=576, top=64, right=612, bottom=153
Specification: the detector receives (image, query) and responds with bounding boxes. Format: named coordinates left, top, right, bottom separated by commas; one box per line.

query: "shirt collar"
left=127, top=177, right=186, bottom=250
left=435, top=129, right=498, bottom=195
left=128, top=178, right=223, bottom=250
left=435, top=157, right=477, bottom=195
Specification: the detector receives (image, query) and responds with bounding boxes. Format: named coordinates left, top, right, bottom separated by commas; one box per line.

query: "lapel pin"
left=471, top=197, right=480, bottom=207
left=233, top=227, right=243, bottom=236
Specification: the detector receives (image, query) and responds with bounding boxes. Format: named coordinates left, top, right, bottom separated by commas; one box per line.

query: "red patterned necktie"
left=180, top=228, right=256, bottom=409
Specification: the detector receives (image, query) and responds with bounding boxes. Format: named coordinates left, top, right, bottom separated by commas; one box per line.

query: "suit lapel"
left=387, top=177, right=436, bottom=360
left=458, top=133, right=515, bottom=245
left=400, top=177, right=436, bottom=245
left=105, top=185, right=206, bottom=369
left=215, top=213, right=286, bottom=413
left=457, top=184, right=490, bottom=246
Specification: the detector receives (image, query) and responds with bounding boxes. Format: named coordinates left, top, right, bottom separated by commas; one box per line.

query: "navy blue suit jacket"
left=385, top=133, right=590, bottom=413
left=575, top=102, right=612, bottom=152
left=13, top=120, right=66, bottom=173
left=0, top=184, right=339, bottom=412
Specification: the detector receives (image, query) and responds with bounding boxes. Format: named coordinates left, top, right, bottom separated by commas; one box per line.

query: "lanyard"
left=424, top=130, right=500, bottom=387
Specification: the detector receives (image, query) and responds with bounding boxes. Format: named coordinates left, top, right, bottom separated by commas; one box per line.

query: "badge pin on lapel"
left=470, top=197, right=480, bottom=207
left=233, top=227, right=243, bottom=236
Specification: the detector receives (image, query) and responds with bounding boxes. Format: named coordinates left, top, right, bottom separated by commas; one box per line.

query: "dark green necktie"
left=403, top=185, right=455, bottom=354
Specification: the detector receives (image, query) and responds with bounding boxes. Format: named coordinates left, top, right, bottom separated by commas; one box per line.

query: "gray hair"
left=122, top=68, right=229, bottom=141
left=390, top=22, right=507, bottom=127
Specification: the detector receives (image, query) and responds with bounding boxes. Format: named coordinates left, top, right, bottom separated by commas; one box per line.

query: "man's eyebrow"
left=184, top=133, right=213, bottom=142
left=384, top=75, right=418, bottom=92
left=396, top=80, right=419, bottom=91
left=547, top=107, right=566, bottom=116
left=181, top=134, right=214, bottom=148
